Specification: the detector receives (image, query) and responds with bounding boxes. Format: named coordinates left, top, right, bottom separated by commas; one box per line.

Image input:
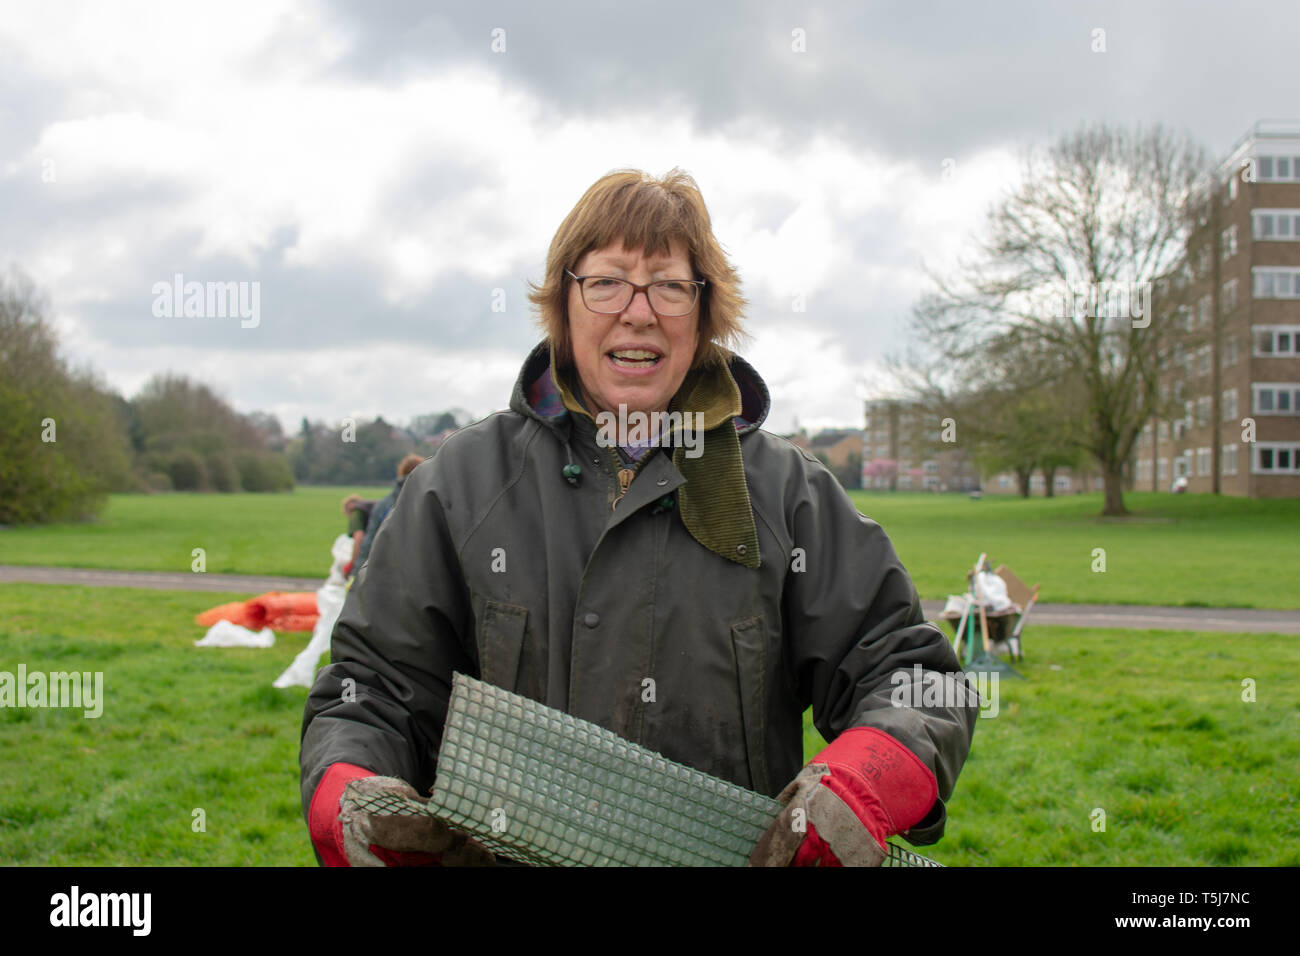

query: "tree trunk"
left=1017, top=468, right=1032, bottom=498
left=1044, top=466, right=1057, bottom=497
left=1101, top=461, right=1129, bottom=516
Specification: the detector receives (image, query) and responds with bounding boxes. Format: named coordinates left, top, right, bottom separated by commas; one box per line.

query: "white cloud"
left=3, top=1, right=1019, bottom=433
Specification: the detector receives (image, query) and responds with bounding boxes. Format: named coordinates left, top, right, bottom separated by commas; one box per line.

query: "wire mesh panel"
left=417, top=672, right=942, bottom=867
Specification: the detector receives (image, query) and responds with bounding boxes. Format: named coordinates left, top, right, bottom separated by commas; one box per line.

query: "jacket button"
left=583, top=612, right=600, bottom=628
left=656, top=478, right=668, bottom=486
left=736, top=544, right=747, bottom=555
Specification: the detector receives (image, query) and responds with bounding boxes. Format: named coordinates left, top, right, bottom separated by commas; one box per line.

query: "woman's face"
left=566, top=238, right=700, bottom=420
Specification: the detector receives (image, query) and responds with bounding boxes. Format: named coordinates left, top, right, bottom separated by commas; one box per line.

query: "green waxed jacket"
left=300, top=343, right=978, bottom=848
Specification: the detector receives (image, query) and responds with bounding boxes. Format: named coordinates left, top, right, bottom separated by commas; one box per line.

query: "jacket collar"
left=510, top=341, right=769, bottom=569
left=510, top=341, right=770, bottom=434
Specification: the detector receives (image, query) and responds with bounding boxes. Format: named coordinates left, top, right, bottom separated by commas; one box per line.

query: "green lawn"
left=1, top=583, right=1295, bottom=866
left=1, top=487, right=1298, bottom=608
left=848, top=490, right=1300, bottom=609
left=0, top=486, right=392, bottom=580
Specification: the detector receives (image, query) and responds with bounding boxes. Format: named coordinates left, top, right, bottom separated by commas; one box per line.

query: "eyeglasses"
left=565, top=269, right=705, bottom=317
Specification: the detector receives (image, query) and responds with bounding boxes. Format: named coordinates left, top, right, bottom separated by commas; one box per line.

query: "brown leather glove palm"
left=316, top=769, right=495, bottom=867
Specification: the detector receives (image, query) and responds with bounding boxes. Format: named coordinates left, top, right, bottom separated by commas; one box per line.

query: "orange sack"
left=194, top=591, right=319, bottom=632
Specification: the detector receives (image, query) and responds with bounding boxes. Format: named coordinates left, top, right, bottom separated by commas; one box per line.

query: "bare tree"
left=913, top=123, right=1208, bottom=515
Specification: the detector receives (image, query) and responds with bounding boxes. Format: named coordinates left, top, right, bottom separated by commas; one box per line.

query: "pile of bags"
left=192, top=533, right=353, bottom=688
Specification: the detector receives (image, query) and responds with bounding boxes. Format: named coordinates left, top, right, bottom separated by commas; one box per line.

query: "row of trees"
left=1, top=274, right=134, bottom=523
left=1, top=269, right=473, bottom=523
left=287, top=410, right=465, bottom=485
left=900, top=123, right=1211, bottom=514
left=125, top=374, right=294, bottom=494
left=1, top=273, right=295, bottom=523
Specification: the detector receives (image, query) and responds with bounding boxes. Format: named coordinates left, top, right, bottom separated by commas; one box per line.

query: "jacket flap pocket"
left=479, top=599, right=529, bottom=692
left=731, top=615, right=771, bottom=795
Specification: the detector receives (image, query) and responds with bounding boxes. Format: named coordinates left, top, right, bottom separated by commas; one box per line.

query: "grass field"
left=2, top=487, right=1298, bottom=608
left=1, top=583, right=1296, bottom=866
left=849, top=490, right=1300, bottom=609
left=0, top=486, right=393, bottom=581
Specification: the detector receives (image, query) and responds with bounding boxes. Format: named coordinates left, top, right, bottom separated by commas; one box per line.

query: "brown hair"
left=527, top=168, right=747, bottom=370
left=397, top=453, right=423, bottom=478
left=341, top=493, right=361, bottom=515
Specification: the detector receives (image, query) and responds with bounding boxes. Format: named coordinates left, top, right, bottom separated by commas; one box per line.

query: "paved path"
left=1, top=565, right=1296, bottom=633
left=919, top=600, right=1299, bottom=635
left=0, top=565, right=321, bottom=594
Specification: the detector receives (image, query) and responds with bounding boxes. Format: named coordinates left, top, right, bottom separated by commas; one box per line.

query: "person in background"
left=340, top=495, right=376, bottom=578
left=352, top=454, right=424, bottom=579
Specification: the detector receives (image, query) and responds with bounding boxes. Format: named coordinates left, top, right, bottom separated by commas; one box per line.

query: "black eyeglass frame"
left=564, top=269, right=706, bottom=317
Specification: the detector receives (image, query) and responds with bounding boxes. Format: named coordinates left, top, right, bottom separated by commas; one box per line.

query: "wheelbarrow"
left=940, top=554, right=1039, bottom=673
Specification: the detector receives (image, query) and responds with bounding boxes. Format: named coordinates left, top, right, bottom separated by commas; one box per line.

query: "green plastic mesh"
left=355, top=672, right=942, bottom=867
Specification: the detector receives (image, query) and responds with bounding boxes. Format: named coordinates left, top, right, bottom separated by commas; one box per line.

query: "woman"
left=300, top=169, right=978, bottom=867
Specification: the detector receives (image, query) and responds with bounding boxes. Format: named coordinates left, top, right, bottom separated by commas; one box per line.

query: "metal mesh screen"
left=356, top=672, right=943, bottom=867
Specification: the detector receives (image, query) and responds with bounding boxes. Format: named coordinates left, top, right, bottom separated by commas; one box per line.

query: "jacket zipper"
left=609, top=446, right=652, bottom=511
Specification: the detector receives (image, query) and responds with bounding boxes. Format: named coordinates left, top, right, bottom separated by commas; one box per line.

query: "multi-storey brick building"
left=861, top=399, right=978, bottom=492
left=1135, top=120, right=1300, bottom=498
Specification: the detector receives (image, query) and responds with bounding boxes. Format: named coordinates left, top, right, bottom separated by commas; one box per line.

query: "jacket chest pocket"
left=731, top=615, right=772, bottom=796
left=477, top=599, right=544, bottom=701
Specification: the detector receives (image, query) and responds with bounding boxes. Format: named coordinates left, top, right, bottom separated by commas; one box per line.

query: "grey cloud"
left=318, top=0, right=1298, bottom=166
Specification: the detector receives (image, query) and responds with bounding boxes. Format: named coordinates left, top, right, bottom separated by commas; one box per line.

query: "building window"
left=1196, top=447, right=1211, bottom=476
left=1195, top=245, right=1211, bottom=277
left=1197, top=294, right=1212, bottom=327
left=1222, top=223, right=1238, bottom=259
left=1228, top=174, right=1238, bottom=201
left=1222, top=388, right=1238, bottom=422
left=998, top=475, right=1010, bottom=488
left=1254, top=443, right=1300, bottom=474
left=1253, top=326, right=1300, bottom=356
left=1157, top=420, right=1169, bottom=442
left=1253, top=384, right=1300, bottom=415
left=1222, top=278, right=1238, bottom=314
left=1225, top=336, right=1237, bottom=366
left=1222, top=444, right=1238, bottom=476
left=1158, top=457, right=1169, bottom=481
left=1253, top=268, right=1300, bottom=298
left=1196, top=395, right=1211, bottom=426
left=1197, top=345, right=1212, bottom=375
left=1252, top=209, right=1300, bottom=240
left=1255, top=156, right=1300, bottom=182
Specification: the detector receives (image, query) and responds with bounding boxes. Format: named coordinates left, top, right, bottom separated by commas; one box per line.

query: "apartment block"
left=1136, top=121, right=1300, bottom=498
left=861, top=399, right=978, bottom=492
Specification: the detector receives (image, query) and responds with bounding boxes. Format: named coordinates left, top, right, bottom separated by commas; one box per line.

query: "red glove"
left=308, top=762, right=441, bottom=867
left=794, top=727, right=938, bottom=867
left=342, top=561, right=354, bottom=576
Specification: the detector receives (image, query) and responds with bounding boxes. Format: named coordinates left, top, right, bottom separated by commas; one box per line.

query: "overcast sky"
left=3, top=0, right=1297, bottom=435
